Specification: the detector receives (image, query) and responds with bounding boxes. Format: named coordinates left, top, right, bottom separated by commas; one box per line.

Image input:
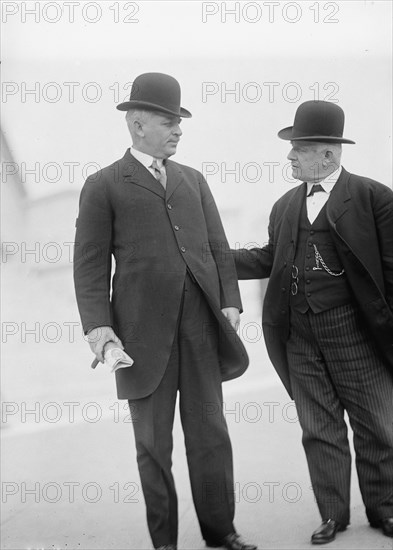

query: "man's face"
left=287, top=141, right=327, bottom=182
left=139, top=111, right=182, bottom=159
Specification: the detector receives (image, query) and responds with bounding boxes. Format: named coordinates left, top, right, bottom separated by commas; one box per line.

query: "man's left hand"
left=221, top=307, right=240, bottom=331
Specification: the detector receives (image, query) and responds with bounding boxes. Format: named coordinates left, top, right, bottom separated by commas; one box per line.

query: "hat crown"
left=131, top=73, right=181, bottom=113
left=116, top=72, right=192, bottom=118
left=293, top=101, right=345, bottom=139
left=277, top=100, right=354, bottom=144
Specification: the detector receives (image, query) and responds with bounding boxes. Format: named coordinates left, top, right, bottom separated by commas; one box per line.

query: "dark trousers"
left=287, top=303, right=393, bottom=526
left=128, top=274, right=235, bottom=548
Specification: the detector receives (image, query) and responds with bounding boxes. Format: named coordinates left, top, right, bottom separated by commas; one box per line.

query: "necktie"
left=151, top=159, right=167, bottom=189
left=307, top=183, right=325, bottom=196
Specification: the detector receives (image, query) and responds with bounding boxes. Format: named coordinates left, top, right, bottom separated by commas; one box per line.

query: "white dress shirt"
left=306, top=166, right=342, bottom=224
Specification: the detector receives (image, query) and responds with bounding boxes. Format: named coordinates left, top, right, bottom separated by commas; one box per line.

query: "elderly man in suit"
left=233, top=101, right=393, bottom=544
left=74, top=73, right=256, bottom=550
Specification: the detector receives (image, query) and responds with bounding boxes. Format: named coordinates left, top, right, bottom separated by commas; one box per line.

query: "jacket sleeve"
left=374, top=184, right=393, bottom=310
left=232, top=204, right=276, bottom=280
left=199, top=175, right=243, bottom=311
left=73, top=174, right=113, bottom=334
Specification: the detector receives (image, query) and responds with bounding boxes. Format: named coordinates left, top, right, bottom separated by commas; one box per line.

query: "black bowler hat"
left=116, top=72, right=192, bottom=118
left=278, top=101, right=355, bottom=144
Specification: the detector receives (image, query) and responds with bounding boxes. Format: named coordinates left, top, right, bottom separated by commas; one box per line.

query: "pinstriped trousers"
left=287, top=303, right=393, bottom=526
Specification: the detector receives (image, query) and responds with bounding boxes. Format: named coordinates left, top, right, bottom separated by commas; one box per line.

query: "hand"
left=221, top=307, right=240, bottom=331
left=87, top=326, right=123, bottom=363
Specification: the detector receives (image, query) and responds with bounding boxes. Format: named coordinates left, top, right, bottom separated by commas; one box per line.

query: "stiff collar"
left=306, top=165, right=342, bottom=194
left=131, top=147, right=165, bottom=169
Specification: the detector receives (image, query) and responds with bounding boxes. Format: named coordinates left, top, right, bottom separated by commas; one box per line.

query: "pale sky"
left=2, top=0, right=392, bottom=207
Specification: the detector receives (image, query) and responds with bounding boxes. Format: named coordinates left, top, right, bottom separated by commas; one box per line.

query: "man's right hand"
left=87, top=326, right=124, bottom=363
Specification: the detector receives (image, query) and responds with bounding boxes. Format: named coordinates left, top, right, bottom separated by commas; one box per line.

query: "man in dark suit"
left=74, top=73, right=256, bottom=550
left=233, top=101, right=393, bottom=544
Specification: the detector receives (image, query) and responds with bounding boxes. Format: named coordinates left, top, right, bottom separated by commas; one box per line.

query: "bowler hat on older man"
left=278, top=100, right=355, bottom=144
left=116, top=72, right=192, bottom=118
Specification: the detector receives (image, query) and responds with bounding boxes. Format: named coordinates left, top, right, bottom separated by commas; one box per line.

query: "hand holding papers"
left=90, top=341, right=134, bottom=372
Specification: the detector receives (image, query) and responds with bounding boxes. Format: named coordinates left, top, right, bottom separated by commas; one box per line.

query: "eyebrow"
left=167, top=117, right=181, bottom=124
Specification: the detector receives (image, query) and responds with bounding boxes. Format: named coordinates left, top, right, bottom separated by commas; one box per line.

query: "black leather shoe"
left=206, top=532, right=257, bottom=550
left=370, top=517, right=393, bottom=537
left=311, top=519, right=347, bottom=545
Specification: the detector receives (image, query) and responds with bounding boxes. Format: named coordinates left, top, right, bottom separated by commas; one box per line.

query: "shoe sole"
left=311, top=525, right=347, bottom=545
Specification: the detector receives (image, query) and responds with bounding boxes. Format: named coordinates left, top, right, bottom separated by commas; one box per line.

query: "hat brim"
left=278, top=126, right=355, bottom=144
left=116, top=100, right=192, bottom=118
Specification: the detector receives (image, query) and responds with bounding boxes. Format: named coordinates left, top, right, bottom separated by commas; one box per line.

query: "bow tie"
left=307, top=184, right=325, bottom=196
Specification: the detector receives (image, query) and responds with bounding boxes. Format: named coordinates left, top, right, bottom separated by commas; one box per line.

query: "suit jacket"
left=234, top=167, right=393, bottom=397
left=74, top=149, right=248, bottom=399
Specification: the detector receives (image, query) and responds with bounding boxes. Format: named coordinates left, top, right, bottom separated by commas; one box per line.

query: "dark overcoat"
left=74, top=149, right=248, bottom=399
left=234, top=167, right=393, bottom=397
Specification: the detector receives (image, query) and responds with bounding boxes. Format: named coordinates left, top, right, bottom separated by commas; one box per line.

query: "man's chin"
left=166, top=146, right=178, bottom=157
left=291, top=168, right=302, bottom=181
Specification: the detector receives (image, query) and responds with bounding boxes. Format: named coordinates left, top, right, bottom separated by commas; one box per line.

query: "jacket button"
left=281, top=287, right=286, bottom=292
left=310, top=230, right=315, bottom=235
left=180, top=246, right=186, bottom=253
left=174, top=225, right=180, bottom=231
left=167, top=203, right=172, bottom=210
left=305, top=266, right=310, bottom=271
left=308, top=242, right=313, bottom=247
left=306, top=279, right=311, bottom=284
left=307, top=292, right=311, bottom=297
left=306, top=254, right=311, bottom=259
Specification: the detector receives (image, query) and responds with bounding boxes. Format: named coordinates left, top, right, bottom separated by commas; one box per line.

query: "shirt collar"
left=307, top=165, right=342, bottom=194
left=131, top=147, right=165, bottom=169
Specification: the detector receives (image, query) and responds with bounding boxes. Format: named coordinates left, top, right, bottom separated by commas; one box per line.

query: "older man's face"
left=287, top=141, right=328, bottom=182
left=140, top=111, right=182, bottom=159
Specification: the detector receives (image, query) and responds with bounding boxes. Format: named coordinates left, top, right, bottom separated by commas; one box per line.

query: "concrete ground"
left=2, top=376, right=392, bottom=550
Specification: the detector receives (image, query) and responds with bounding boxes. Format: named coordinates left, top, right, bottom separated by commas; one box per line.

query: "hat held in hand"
left=278, top=100, right=355, bottom=144
left=117, top=72, right=192, bottom=118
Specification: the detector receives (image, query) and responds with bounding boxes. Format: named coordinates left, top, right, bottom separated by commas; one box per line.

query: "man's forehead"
left=290, top=140, right=327, bottom=152
left=151, top=111, right=181, bottom=123
left=291, top=140, right=318, bottom=147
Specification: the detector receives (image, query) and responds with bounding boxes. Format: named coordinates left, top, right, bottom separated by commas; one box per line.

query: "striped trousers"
left=287, top=303, right=393, bottom=526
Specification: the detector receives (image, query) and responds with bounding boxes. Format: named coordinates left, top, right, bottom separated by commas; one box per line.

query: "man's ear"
left=324, top=149, right=335, bottom=166
left=324, top=149, right=340, bottom=171
left=134, top=120, right=144, bottom=138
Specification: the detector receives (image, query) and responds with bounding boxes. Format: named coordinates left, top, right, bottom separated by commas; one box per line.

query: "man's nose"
left=173, top=124, right=182, bottom=136
left=287, top=148, right=296, bottom=161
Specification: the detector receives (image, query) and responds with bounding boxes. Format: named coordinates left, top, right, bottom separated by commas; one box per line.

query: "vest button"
left=306, top=279, right=311, bottom=284
left=308, top=242, right=313, bottom=247
left=305, top=266, right=310, bottom=271
left=306, top=254, right=311, bottom=259
left=310, top=230, right=315, bottom=235
left=307, top=292, right=311, bottom=297
left=281, top=287, right=286, bottom=292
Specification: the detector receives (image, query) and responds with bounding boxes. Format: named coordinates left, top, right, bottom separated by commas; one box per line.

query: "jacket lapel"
left=326, top=167, right=352, bottom=226
left=121, top=149, right=165, bottom=199
left=284, top=182, right=307, bottom=245
left=165, top=160, right=183, bottom=200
